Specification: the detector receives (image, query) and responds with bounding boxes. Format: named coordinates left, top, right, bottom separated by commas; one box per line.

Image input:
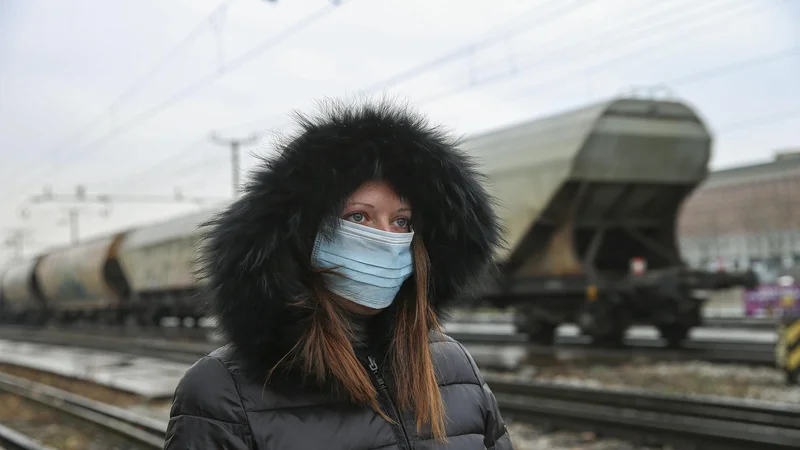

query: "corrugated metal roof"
left=705, top=153, right=800, bottom=187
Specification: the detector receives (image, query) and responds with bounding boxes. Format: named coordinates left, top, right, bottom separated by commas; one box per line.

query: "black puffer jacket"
left=164, top=99, right=514, bottom=450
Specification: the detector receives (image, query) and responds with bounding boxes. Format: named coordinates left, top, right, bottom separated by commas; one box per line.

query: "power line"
left=418, top=0, right=760, bottom=105
left=86, top=138, right=209, bottom=189
left=212, top=0, right=704, bottom=137
left=86, top=110, right=288, bottom=191
left=136, top=1, right=669, bottom=189
left=49, top=4, right=338, bottom=171
left=91, top=37, right=797, bottom=194
left=718, top=108, right=800, bottom=134
left=0, top=0, right=714, bottom=204
left=509, top=45, right=797, bottom=110
left=360, top=0, right=599, bottom=93
left=0, top=0, right=236, bottom=183
left=0, top=1, right=345, bottom=207
left=452, top=0, right=727, bottom=89
left=32, top=1, right=596, bottom=197
left=3, top=0, right=788, bottom=216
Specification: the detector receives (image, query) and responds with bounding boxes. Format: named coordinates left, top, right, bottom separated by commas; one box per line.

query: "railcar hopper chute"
left=462, top=97, right=757, bottom=346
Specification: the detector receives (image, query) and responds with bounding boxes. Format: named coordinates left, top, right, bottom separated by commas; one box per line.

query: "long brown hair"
left=270, top=237, right=448, bottom=440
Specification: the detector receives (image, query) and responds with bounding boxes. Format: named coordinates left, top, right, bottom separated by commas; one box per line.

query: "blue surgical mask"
left=311, top=219, right=414, bottom=309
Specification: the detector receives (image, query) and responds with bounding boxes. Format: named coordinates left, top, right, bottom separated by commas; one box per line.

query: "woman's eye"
left=394, top=218, right=410, bottom=228
left=348, top=212, right=365, bottom=222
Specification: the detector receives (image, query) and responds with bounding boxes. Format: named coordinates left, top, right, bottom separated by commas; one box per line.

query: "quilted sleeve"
left=163, top=356, right=252, bottom=449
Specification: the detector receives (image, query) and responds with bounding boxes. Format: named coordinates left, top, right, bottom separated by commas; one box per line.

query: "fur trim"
left=198, top=98, right=501, bottom=370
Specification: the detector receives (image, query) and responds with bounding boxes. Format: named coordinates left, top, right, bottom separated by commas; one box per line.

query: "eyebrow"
left=348, top=202, right=411, bottom=213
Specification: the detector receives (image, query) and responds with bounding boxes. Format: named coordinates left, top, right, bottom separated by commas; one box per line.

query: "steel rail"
left=0, top=325, right=777, bottom=366
left=0, top=424, right=55, bottom=450
left=446, top=315, right=777, bottom=330
left=0, top=372, right=166, bottom=450
left=487, top=376, right=800, bottom=450
left=450, top=331, right=776, bottom=366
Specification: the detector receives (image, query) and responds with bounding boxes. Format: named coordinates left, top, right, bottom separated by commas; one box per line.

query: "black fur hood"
left=198, top=98, right=501, bottom=369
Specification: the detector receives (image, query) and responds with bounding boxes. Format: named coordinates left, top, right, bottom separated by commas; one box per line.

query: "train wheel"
left=514, top=306, right=558, bottom=345
left=788, top=368, right=799, bottom=386
left=658, top=324, right=690, bottom=348
left=523, top=320, right=557, bottom=345
left=578, top=298, right=630, bottom=348
left=590, top=328, right=626, bottom=348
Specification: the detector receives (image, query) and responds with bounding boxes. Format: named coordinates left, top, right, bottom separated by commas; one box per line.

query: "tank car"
left=0, top=258, right=47, bottom=324
left=462, top=96, right=757, bottom=346
left=116, top=208, right=218, bottom=327
left=35, top=233, right=130, bottom=325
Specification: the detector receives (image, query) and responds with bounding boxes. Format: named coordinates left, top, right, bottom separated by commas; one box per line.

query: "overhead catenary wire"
left=0, top=1, right=346, bottom=207
left=1, top=0, right=709, bottom=200
left=16, top=0, right=565, bottom=196
left=68, top=1, right=581, bottom=193
left=124, top=1, right=688, bottom=189
left=107, top=45, right=800, bottom=193
left=448, top=0, right=738, bottom=90
left=0, top=0, right=236, bottom=183
left=212, top=0, right=726, bottom=137
left=86, top=138, right=210, bottom=189
left=417, top=0, right=765, bottom=105
left=90, top=1, right=580, bottom=190
left=717, top=107, right=800, bottom=134
left=359, top=0, right=600, bottom=94
left=91, top=0, right=796, bottom=192
left=4, top=0, right=793, bottom=220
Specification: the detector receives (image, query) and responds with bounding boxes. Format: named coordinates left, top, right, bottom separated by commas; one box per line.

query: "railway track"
left=0, top=423, right=52, bottom=450
left=447, top=313, right=778, bottom=330
left=1, top=364, right=796, bottom=450
left=0, top=324, right=792, bottom=450
left=0, top=325, right=778, bottom=367
left=0, top=372, right=165, bottom=450
left=450, top=331, right=776, bottom=365
left=488, top=376, right=800, bottom=450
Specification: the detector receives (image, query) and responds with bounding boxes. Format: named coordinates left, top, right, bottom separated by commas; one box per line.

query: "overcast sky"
left=1, top=0, right=798, bottom=263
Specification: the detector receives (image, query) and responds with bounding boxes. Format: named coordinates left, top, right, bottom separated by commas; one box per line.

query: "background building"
left=679, top=149, right=800, bottom=284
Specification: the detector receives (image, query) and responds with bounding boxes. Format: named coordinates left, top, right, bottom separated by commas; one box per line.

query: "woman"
left=164, top=99, right=514, bottom=449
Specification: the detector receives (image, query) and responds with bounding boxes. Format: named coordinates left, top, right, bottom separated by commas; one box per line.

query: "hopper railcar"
left=463, top=96, right=757, bottom=346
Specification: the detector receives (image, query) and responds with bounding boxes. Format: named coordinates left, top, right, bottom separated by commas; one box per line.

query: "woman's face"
left=337, top=180, right=412, bottom=316
left=340, top=180, right=411, bottom=233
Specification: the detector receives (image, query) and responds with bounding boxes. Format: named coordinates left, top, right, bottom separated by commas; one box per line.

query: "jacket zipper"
left=366, top=355, right=413, bottom=449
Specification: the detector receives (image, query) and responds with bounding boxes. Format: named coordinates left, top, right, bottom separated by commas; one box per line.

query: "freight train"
left=0, top=208, right=218, bottom=328
left=0, top=96, right=758, bottom=346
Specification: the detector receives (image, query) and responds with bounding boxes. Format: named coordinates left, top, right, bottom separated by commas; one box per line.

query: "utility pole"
left=68, top=207, right=80, bottom=244
left=210, top=132, right=260, bottom=197
left=2, top=228, right=34, bottom=261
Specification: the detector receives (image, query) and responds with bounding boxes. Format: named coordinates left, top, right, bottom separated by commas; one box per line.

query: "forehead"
left=346, top=180, right=410, bottom=208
